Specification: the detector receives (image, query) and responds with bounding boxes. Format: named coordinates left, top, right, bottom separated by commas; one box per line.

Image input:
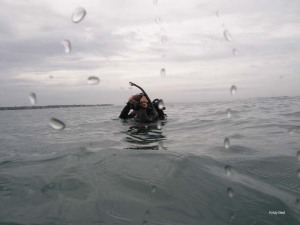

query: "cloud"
left=0, top=0, right=299, bottom=106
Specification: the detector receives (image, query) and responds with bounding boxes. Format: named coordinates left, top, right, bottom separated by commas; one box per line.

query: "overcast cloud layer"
left=0, top=0, right=299, bottom=106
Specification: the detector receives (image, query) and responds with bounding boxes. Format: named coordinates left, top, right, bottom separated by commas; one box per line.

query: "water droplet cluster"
left=215, top=20, right=239, bottom=217
left=47, top=6, right=88, bottom=132
left=217, top=10, right=239, bottom=57
left=28, top=92, right=66, bottom=131
left=153, top=1, right=167, bottom=78
left=296, top=151, right=300, bottom=208
left=61, top=7, right=86, bottom=54
left=223, top=56, right=237, bottom=216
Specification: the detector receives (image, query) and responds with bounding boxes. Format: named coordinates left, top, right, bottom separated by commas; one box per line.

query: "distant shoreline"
left=0, top=104, right=113, bottom=111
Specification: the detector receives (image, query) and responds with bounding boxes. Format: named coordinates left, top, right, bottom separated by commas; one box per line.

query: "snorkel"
left=129, top=82, right=159, bottom=121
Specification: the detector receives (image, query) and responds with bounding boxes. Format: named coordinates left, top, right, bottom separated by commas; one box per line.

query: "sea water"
left=0, top=96, right=300, bottom=225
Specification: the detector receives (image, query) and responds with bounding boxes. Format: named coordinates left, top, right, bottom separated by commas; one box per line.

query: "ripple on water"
left=237, top=156, right=300, bottom=191
left=281, top=111, right=300, bottom=117
left=41, top=176, right=90, bottom=199
left=1, top=97, right=300, bottom=224
left=1, top=150, right=300, bottom=224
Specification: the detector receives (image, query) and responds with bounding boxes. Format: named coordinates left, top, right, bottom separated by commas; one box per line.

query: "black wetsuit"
left=119, top=102, right=136, bottom=119
left=119, top=95, right=166, bottom=123
left=119, top=104, right=166, bottom=124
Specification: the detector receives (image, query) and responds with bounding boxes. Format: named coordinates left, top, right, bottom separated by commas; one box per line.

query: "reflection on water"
left=122, top=121, right=167, bottom=150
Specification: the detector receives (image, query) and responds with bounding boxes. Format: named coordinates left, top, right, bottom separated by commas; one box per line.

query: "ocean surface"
left=0, top=96, right=300, bottom=225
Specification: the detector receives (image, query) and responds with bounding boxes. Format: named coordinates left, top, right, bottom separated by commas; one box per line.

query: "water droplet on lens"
left=154, top=17, right=162, bottom=24
left=225, top=165, right=231, bottom=176
left=223, top=29, right=231, bottom=41
left=153, top=0, right=158, bottom=5
left=297, top=151, right=300, bottom=161
left=227, top=187, right=233, bottom=198
left=161, top=35, right=168, bottom=44
left=297, top=169, right=300, bottom=178
left=157, top=121, right=162, bottom=129
left=230, top=85, right=237, bottom=96
left=49, top=75, right=53, bottom=79
left=61, top=39, right=71, bottom=53
left=160, top=68, right=166, bottom=77
left=158, top=140, right=164, bottom=150
left=87, top=76, right=100, bottom=85
left=72, top=7, right=86, bottom=23
left=226, top=108, right=232, bottom=118
left=151, top=185, right=157, bottom=193
left=49, top=118, right=65, bottom=130
left=29, top=93, right=37, bottom=105
left=216, top=10, right=220, bottom=18
left=232, top=48, right=238, bottom=56
left=224, top=138, right=230, bottom=149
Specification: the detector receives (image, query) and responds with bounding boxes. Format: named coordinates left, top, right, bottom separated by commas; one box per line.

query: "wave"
left=282, top=111, right=300, bottom=117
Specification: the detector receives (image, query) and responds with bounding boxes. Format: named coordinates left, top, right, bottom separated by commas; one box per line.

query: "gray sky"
left=0, top=0, right=299, bottom=106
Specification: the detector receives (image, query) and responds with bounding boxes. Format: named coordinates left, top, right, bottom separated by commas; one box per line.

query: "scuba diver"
left=119, top=82, right=166, bottom=123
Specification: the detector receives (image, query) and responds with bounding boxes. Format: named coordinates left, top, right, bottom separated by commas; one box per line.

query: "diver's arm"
left=119, top=102, right=131, bottom=119
left=119, top=94, right=144, bottom=119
